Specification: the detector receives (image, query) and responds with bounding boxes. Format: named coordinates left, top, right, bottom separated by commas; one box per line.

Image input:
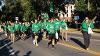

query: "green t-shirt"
left=32, top=23, right=40, bottom=33
left=14, top=23, right=19, bottom=31
left=54, top=20, right=61, bottom=31
left=42, top=21, right=48, bottom=29
left=7, top=26, right=15, bottom=33
left=61, top=22, right=66, bottom=30
left=81, top=22, right=94, bottom=32
left=47, top=23, right=55, bottom=34
left=19, top=24, right=21, bottom=31
left=4, top=23, right=8, bottom=30
left=38, top=22, right=43, bottom=30
left=20, top=24, right=27, bottom=32
left=46, top=22, right=51, bottom=31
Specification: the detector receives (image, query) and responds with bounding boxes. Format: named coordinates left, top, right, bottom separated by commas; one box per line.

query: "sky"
left=0, top=0, right=5, bottom=11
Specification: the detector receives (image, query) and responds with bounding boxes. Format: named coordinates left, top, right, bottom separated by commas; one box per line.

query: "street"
left=0, top=32, right=100, bottom=56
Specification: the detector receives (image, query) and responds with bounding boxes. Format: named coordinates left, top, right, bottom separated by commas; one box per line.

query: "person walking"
left=60, top=19, right=68, bottom=41
left=42, top=20, right=48, bottom=39
left=47, top=19, right=56, bottom=48
left=32, top=20, right=40, bottom=46
left=20, top=22, right=27, bottom=40
left=14, top=21, right=20, bottom=40
left=53, top=18, right=61, bottom=42
left=7, top=22, right=15, bottom=43
left=81, top=17, right=94, bottom=50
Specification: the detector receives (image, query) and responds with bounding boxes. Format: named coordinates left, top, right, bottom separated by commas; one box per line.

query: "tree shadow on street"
left=0, top=41, right=20, bottom=56
left=24, top=51, right=32, bottom=56
left=70, top=38, right=85, bottom=49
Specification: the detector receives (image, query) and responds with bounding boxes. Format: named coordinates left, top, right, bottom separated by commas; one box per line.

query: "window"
left=66, top=10, right=68, bottom=13
left=67, top=14, right=68, bottom=17
left=71, top=6, right=72, bottom=9
left=71, top=10, right=73, bottom=13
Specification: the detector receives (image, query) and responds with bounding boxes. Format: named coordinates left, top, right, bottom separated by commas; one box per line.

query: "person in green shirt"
left=32, top=20, right=40, bottom=46
left=81, top=17, right=94, bottom=50
left=14, top=22, right=19, bottom=31
left=7, top=22, right=15, bottom=43
left=20, top=23, right=27, bottom=40
left=53, top=18, right=61, bottom=41
left=54, top=18, right=61, bottom=31
left=14, top=22, right=20, bottom=38
left=60, top=19, right=68, bottom=41
left=42, top=20, right=48, bottom=39
left=47, top=19, right=56, bottom=48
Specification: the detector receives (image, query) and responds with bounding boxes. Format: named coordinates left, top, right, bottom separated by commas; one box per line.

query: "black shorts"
left=49, top=34, right=55, bottom=39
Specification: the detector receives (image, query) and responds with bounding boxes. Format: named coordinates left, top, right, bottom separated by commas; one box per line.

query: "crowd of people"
left=0, top=15, right=94, bottom=50
left=1, top=17, right=68, bottom=48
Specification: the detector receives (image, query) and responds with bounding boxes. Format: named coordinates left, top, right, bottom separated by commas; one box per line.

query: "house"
left=64, top=4, right=75, bottom=17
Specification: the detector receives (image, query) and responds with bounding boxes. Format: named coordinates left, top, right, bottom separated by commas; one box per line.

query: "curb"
left=67, top=31, right=100, bottom=40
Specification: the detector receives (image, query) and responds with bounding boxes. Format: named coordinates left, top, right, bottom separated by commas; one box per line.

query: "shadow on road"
left=0, top=37, right=20, bottom=56
left=70, top=38, right=85, bottom=49
left=24, top=51, right=32, bottom=56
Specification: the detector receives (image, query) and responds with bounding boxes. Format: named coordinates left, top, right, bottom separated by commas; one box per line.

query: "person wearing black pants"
left=81, top=17, right=94, bottom=50
left=48, top=34, right=55, bottom=48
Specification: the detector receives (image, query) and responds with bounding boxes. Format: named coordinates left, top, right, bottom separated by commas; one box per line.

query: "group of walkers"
left=1, top=16, right=94, bottom=50
left=2, top=17, right=68, bottom=48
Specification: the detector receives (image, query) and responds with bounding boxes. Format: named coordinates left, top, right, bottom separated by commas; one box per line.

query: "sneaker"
left=52, top=45, right=55, bottom=48
left=86, top=48, right=89, bottom=50
left=36, top=44, right=38, bottom=46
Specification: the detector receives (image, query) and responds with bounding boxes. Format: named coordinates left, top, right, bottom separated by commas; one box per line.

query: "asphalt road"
left=0, top=32, right=100, bottom=56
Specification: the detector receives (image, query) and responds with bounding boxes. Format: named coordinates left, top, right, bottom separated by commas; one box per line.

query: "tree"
left=75, top=0, right=87, bottom=12
left=2, top=0, right=23, bottom=19
left=19, top=0, right=33, bottom=21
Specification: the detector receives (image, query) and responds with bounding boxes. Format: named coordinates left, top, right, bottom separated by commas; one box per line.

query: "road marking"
left=43, top=39, right=100, bottom=56
left=59, top=43, right=100, bottom=56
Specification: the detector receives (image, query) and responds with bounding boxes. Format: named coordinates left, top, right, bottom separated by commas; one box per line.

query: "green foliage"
left=18, top=0, right=33, bottom=21
left=2, top=0, right=36, bottom=21
left=75, top=0, right=87, bottom=12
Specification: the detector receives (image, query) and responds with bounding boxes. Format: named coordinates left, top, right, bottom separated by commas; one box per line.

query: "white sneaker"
left=36, top=44, right=38, bottom=46
left=86, top=48, right=89, bottom=50
left=33, top=40, right=35, bottom=45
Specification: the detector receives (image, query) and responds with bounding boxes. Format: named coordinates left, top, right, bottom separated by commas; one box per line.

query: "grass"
left=93, top=29, right=100, bottom=33
left=68, top=28, right=100, bottom=33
